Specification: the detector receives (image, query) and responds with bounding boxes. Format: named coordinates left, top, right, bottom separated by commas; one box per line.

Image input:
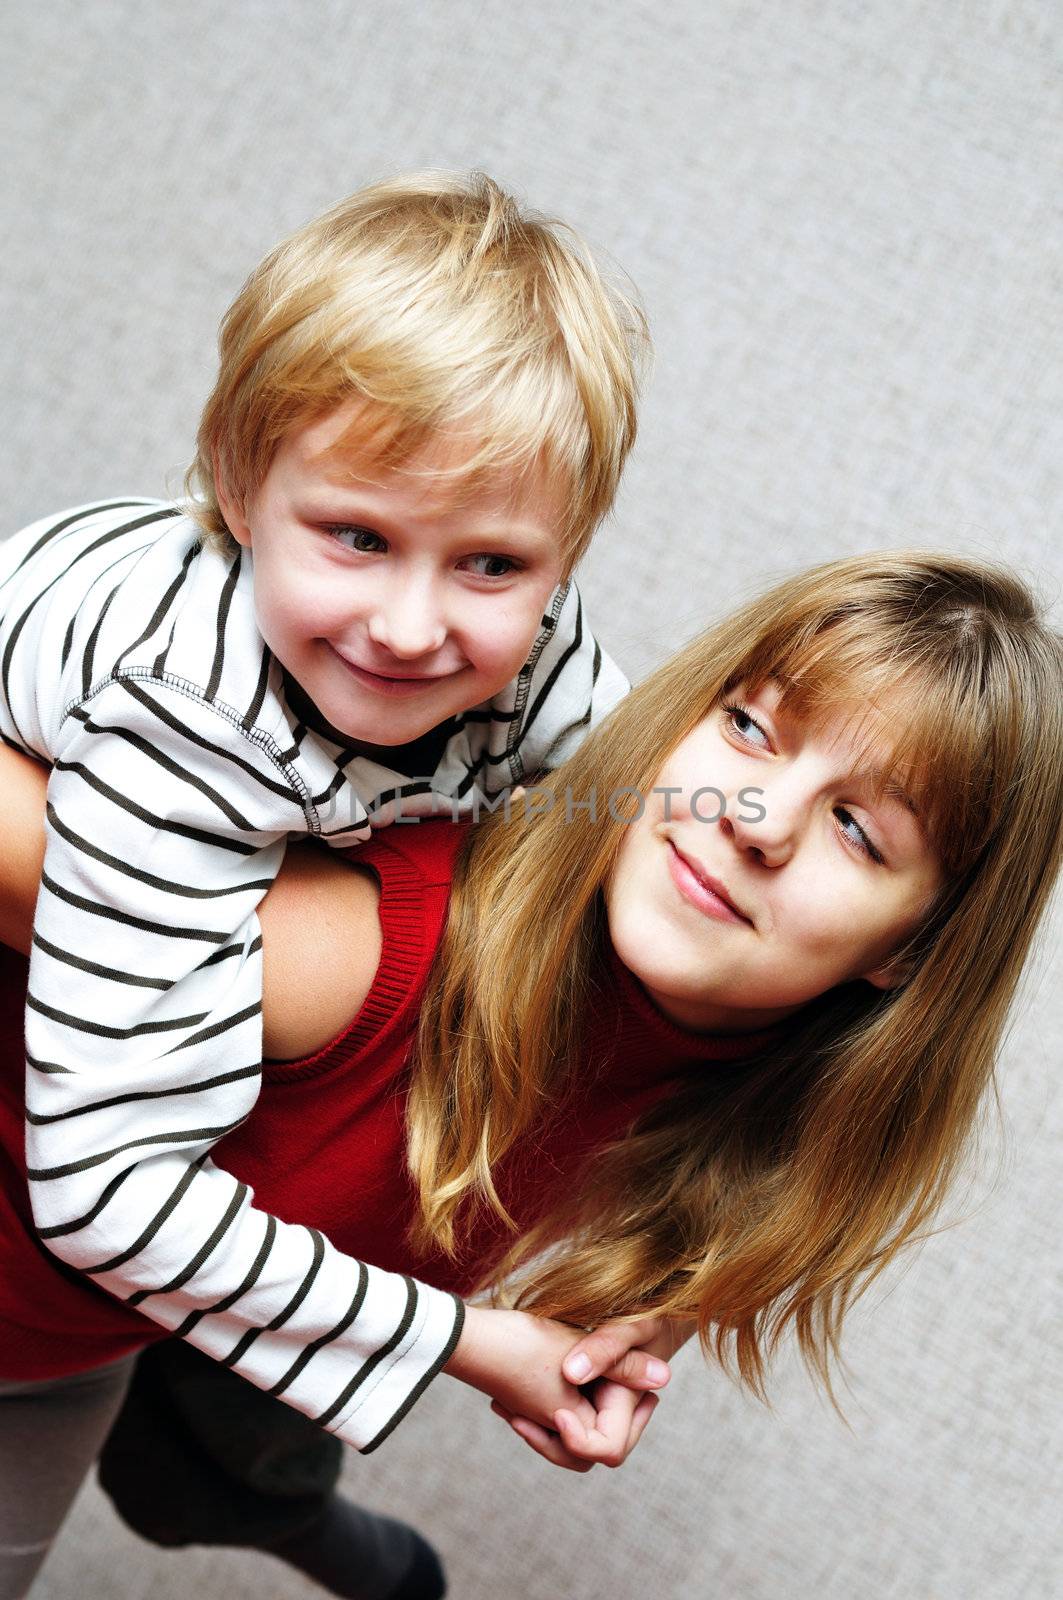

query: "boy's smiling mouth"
left=328, top=644, right=463, bottom=695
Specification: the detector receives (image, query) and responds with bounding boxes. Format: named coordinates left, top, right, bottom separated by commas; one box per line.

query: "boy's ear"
left=212, top=451, right=253, bottom=548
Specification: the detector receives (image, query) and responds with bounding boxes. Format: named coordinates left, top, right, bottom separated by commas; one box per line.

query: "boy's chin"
left=283, top=665, right=457, bottom=750
left=331, top=711, right=462, bottom=766
left=332, top=705, right=452, bottom=746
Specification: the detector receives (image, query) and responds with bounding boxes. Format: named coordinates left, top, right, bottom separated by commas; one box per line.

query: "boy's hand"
left=489, top=1314, right=698, bottom=1472
left=443, top=1305, right=614, bottom=1435
left=491, top=1378, right=658, bottom=1473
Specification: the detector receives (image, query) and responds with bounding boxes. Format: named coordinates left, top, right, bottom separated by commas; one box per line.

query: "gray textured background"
left=3, top=2, right=1061, bottom=1597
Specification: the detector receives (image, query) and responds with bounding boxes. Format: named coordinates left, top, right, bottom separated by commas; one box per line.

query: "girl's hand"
left=487, top=1315, right=694, bottom=1473
left=491, top=1378, right=659, bottom=1473
left=561, top=1313, right=691, bottom=1389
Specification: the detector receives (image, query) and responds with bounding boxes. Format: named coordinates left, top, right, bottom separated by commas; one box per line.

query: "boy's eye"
left=462, top=553, right=519, bottom=579
left=325, top=525, right=386, bottom=553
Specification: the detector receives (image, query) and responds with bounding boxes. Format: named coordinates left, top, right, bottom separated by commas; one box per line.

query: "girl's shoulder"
left=260, top=820, right=468, bottom=1064
left=359, top=815, right=469, bottom=890
left=259, top=847, right=383, bottom=1062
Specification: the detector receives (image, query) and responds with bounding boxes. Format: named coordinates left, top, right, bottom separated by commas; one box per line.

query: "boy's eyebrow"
left=296, top=490, right=559, bottom=551
left=454, top=521, right=559, bottom=548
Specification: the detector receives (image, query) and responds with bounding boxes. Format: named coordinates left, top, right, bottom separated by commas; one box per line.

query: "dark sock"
left=265, top=1495, right=446, bottom=1600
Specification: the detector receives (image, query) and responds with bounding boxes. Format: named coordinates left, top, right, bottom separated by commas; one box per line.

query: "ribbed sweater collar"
left=592, top=943, right=782, bottom=1086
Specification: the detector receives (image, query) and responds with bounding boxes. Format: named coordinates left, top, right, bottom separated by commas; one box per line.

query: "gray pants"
left=0, top=1356, right=136, bottom=1600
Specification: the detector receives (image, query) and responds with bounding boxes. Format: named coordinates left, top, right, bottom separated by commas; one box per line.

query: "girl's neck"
left=605, top=941, right=801, bottom=1039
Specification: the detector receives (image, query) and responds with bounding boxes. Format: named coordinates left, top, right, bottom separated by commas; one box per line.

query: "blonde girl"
left=0, top=549, right=1059, bottom=1593
left=439, top=548, right=1063, bottom=1419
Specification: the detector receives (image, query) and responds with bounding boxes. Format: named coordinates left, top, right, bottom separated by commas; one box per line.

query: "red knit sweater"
left=0, top=819, right=771, bottom=1381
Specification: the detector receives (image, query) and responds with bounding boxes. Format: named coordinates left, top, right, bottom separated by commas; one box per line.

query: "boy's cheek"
left=481, top=625, right=544, bottom=682
left=259, top=580, right=343, bottom=640
left=490, top=584, right=563, bottom=666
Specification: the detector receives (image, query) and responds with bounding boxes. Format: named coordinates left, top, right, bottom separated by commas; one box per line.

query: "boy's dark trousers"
left=97, top=1340, right=344, bottom=1550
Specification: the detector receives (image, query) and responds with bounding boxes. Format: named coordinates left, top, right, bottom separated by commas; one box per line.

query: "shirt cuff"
left=330, top=1285, right=466, bottom=1454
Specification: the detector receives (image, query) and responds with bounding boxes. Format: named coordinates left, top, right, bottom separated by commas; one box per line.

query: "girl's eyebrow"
left=838, top=763, right=922, bottom=838
left=757, top=683, right=931, bottom=844
left=869, top=778, right=930, bottom=860
left=883, top=779, right=919, bottom=818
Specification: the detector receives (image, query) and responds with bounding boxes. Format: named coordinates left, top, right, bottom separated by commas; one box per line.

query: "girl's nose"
left=366, top=580, right=448, bottom=659
left=721, top=785, right=800, bottom=867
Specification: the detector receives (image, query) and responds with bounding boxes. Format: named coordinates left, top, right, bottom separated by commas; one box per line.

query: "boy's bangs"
left=189, top=172, right=645, bottom=554
left=330, top=370, right=585, bottom=483
left=735, top=611, right=1003, bottom=876
left=315, top=365, right=589, bottom=557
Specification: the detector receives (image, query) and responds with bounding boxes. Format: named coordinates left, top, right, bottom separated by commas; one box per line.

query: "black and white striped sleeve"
left=507, top=580, right=629, bottom=778
left=24, top=673, right=463, bottom=1452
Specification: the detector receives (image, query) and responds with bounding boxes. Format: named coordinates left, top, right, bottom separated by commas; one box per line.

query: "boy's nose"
left=366, top=582, right=448, bottom=659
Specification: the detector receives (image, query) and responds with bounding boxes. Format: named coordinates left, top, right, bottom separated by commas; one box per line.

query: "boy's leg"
left=0, top=1354, right=136, bottom=1600
left=97, top=1338, right=343, bottom=1548
left=98, top=1342, right=446, bottom=1599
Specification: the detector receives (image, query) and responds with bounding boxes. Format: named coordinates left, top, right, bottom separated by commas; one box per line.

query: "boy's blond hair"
left=186, top=171, right=648, bottom=573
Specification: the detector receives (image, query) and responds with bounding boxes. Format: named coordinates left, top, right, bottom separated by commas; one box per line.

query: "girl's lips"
left=667, top=841, right=752, bottom=926
left=330, top=648, right=459, bottom=698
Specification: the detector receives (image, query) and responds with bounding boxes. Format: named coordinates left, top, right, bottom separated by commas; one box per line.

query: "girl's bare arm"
left=0, top=743, right=380, bottom=1059
left=0, top=745, right=47, bottom=955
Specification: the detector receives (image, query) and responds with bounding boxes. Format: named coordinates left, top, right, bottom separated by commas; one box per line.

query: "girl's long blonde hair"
left=406, top=552, right=1063, bottom=1406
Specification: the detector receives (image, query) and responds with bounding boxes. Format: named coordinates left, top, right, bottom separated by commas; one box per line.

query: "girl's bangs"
left=733, top=609, right=1004, bottom=876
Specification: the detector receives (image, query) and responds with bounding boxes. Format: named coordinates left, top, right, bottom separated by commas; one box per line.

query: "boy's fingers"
left=624, top=1391, right=659, bottom=1454
left=563, top=1317, right=668, bottom=1387
left=554, top=1387, right=658, bottom=1468
left=490, top=1391, right=597, bottom=1435
left=594, top=1385, right=659, bottom=1463
left=506, top=1413, right=594, bottom=1473
left=555, top=1406, right=623, bottom=1467
left=567, top=1388, right=601, bottom=1430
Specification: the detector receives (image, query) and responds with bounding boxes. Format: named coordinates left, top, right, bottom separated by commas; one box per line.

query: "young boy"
left=0, top=171, right=645, bottom=1467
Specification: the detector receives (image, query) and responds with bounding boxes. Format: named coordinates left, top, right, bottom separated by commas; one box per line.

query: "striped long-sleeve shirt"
left=0, top=498, right=627, bottom=1452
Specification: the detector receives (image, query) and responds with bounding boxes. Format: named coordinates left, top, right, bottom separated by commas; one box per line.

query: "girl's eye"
left=325, top=525, right=386, bottom=553
left=834, top=806, right=885, bottom=865
left=462, top=553, right=519, bottom=579
left=723, top=702, right=771, bottom=749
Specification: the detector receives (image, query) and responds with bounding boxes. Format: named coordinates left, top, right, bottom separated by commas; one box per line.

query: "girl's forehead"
left=741, top=673, right=893, bottom=743
left=723, top=676, right=926, bottom=802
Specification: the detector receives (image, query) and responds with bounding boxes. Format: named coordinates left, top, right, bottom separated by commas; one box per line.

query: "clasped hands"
left=446, top=1304, right=692, bottom=1474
